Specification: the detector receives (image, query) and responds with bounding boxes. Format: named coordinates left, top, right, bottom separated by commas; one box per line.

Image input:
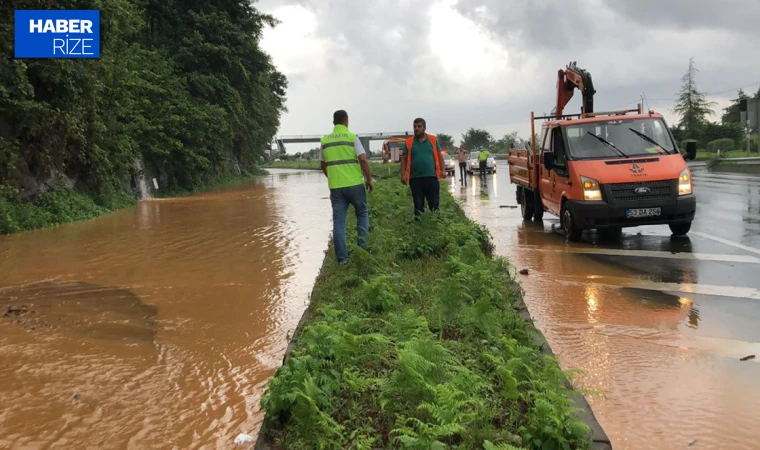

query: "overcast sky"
left=256, top=0, right=760, bottom=153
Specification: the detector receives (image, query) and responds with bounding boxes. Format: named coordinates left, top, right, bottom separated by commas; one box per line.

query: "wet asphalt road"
left=448, top=161, right=760, bottom=450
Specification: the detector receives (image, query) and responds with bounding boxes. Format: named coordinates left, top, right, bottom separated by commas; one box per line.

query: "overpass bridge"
left=273, top=131, right=412, bottom=153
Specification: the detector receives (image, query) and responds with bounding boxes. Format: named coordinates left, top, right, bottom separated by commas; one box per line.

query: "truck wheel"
left=533, top=202, right=544, bottom=220
left=669, top=222, right=692, bottom=236
left=562, top=206, right=582, bottom=241
left=532, top=189, right=544, bottom=220
left=521, top=189, right=535, bottom=220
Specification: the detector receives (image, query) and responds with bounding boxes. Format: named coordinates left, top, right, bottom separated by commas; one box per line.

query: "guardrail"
left=720, top=156, right=760, bottom=162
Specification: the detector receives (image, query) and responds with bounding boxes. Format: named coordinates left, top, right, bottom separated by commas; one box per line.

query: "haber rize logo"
left=14, top=10, right=100, bottom=59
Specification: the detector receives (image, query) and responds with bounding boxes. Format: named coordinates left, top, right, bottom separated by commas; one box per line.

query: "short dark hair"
left=413, top=117, right=426, bottom=128
left=333, top=110, right=348, bottom=125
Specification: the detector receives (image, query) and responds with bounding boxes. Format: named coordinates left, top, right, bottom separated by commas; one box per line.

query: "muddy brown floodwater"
left=452, top=162, right=760, bottom=450
left=0, top=169, right=331, bottom=449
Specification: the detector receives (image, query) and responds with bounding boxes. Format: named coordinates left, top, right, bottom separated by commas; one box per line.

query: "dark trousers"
left=479, top=161, right=487, bottom=182
left=459, top=162, right=467, bottom=184
left=409, top=176, right=440, bottom=216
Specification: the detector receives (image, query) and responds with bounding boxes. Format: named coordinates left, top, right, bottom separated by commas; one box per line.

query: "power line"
left=608, top=99, right=640, bottom=110
left=580, top=81, right=760, bottom=113
left=706, top=81, right=760, bottom=96
left=644, top=81, right=760, bottom=102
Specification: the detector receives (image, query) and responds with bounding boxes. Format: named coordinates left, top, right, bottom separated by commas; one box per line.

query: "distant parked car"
left=467, top=151, right=496, bottom=174
left=443, top=154, right=456, bottom=176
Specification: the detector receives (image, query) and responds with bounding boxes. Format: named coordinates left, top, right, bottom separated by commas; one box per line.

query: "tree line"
left=672, top=57, right=759, bottom=152
left=438, top=58, right=758, bottom=155
left=1, top=0, right=286, bottom=204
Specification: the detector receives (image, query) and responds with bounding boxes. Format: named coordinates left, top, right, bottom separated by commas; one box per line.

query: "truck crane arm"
left=554, top=61, right=596, bottom=118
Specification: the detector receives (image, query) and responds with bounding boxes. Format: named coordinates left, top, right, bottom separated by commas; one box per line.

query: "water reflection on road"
left=0, top=169, right=330, bottom=448
left=450, top=161, right=760, bottom=450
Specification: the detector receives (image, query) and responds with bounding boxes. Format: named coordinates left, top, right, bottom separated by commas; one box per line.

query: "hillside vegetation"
left=0, top=0, right=286, bottom=233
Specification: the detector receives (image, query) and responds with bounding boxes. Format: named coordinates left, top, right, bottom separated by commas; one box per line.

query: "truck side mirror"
left=543, top=152, right=555, bottom=170
left=685, top=141, right=697, bottom=161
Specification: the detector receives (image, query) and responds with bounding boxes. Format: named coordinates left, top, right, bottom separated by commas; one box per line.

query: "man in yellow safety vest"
left=320, top=110, right=374, bottom=264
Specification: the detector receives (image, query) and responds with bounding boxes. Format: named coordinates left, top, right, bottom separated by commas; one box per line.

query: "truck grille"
left=605, top=179, right=675, bottom=203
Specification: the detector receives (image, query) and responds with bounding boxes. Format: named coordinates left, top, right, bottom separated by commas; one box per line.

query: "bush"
left=707, top=138, right=735, bottom=152
left=0, top=188, right=129, bottom=235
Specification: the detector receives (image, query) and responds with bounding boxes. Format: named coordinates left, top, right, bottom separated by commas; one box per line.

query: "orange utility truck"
left=508, top=62, right=697, bottom=241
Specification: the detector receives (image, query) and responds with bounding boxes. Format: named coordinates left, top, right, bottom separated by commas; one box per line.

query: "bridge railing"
left=276, top=132, right=411, bottom=141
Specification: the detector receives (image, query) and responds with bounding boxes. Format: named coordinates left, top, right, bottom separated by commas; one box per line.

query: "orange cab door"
left=550, top=127, right=573, bottom=212
left=538, top=128, right=558, bottom=215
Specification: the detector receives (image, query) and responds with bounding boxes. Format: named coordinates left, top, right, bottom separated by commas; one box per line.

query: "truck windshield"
left=563, top=118, right=676, bottom=160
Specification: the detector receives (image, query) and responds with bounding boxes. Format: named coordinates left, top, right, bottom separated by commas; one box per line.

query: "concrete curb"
left=254, top=249, right=329, bottom=450
left=509, top=278, right=612, bottom=449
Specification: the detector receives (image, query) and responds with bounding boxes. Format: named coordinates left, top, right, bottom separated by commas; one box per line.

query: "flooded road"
left=0, top=170, right=331, bottom=449
left=2, top=162, right=759, bottom=449
left=451, top=161, right=760, bottom=450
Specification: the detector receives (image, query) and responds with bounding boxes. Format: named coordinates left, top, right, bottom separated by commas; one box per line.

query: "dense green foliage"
left=0, top=0, right=285, bottom=229
left=436, top=133, right=455, bottom=150
left=669, top=58, right=760, bottom=152
left=707, top=138, right=736, bottom=153
left=460, top=128, right=493, bottom=151
left=722, top=87, right=760, bottom=130
left=0, top=187, right=133, bottom=234
left=672, top=58, right=717, bottom=137
left=259, top=179, right=591, bottom=449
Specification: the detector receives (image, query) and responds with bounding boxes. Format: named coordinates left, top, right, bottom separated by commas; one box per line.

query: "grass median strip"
left=258, top=178, right=591, bottom=450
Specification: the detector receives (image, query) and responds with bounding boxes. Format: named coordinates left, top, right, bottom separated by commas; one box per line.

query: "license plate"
left=625, top=207, right=661, bottom=218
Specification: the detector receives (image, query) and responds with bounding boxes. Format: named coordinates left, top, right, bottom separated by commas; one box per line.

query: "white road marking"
left=556, top=322, right=760, bottom=361
left=531, top=247, right=760, bottom=264
left=556, top=276, right=760, bottom=300
left=692, top=232, right=760, bottom=257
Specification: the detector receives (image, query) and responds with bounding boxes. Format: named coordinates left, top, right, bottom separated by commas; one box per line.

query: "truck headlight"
left=678, top=168, right=692, bottom=195
left=580, top=175, right=602, bottom=201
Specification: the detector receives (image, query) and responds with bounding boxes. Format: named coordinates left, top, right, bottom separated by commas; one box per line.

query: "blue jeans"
left=330, top=184, right=369, bottom=263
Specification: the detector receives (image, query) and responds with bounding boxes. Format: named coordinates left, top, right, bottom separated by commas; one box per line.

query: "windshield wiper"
left=628, top=128, right=670, bottom=154
left=586, top=132, right=629, bottom=158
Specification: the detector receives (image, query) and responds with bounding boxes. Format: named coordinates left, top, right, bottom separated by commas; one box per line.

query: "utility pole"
left=741, top=99, right=750, bottom=156
left=756, top=98, right=760, bottom=154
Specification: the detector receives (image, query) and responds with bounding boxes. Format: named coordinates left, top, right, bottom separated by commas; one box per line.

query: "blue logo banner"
left=15, top=10, right=100, bottom=58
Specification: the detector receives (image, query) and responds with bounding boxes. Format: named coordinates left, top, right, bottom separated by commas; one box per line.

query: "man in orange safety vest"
left=399, top=117, right=447, bottom=216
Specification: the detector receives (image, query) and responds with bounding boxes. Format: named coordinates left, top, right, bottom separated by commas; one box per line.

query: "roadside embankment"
left=0, top=188, right=135, bottom=235
left=0, top=170, right=266, bottom=236
left=700, top=157, right=760, bottom=173
left=255, top=177, right=607, bottom=449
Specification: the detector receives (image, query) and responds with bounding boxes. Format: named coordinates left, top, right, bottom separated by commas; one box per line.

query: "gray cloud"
left=454, top=0, right=594, bottom=52
left=257, top=0, right=440, bottom=84
left=254, top=0, right=760, bottom=150
left=604, top=0, right=760, bottom=35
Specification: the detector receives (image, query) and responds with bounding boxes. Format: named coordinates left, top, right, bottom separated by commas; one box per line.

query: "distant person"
left=478, top=147, right=490, bottom=182
left=320, top=109, right=374, bottom=265
left=400, top=117, right=447, bottom=216
left=456, top=146, right=468, bottom=186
